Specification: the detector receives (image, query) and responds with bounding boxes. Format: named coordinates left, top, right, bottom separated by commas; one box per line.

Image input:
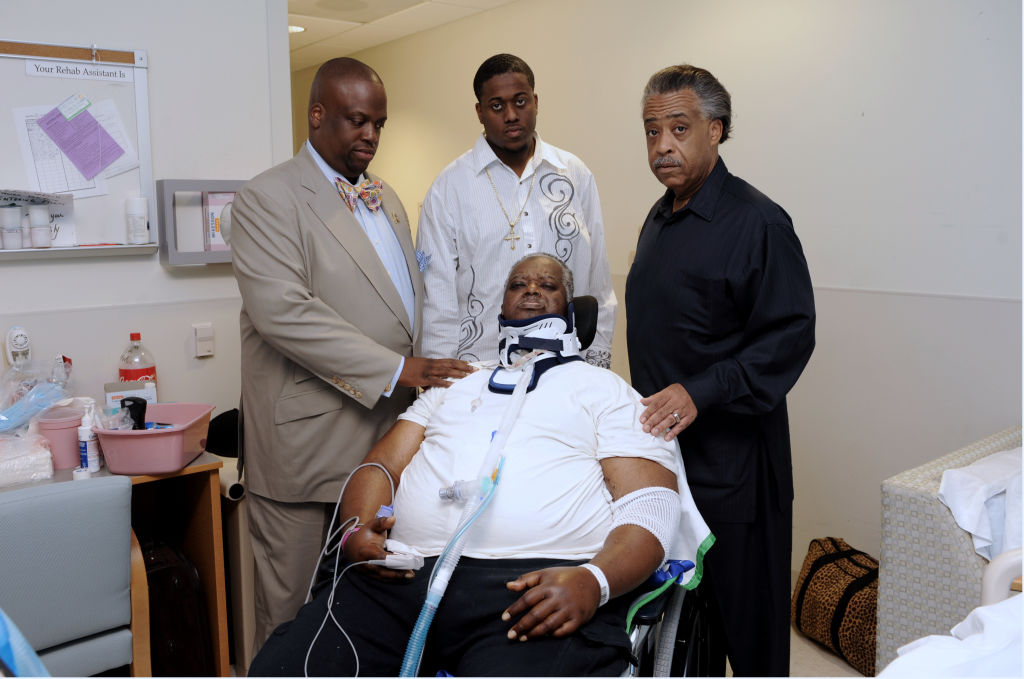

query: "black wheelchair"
left=626, top=568, right=719, bottom=677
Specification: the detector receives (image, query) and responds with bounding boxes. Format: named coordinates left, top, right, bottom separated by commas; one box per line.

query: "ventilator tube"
left=399, top=364, right=535, bottom=677
left=438, top=475, right=495, bottom=502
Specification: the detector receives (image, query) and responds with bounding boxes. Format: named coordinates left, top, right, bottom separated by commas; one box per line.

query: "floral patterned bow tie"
left=336, top=178, right=383, bottom=212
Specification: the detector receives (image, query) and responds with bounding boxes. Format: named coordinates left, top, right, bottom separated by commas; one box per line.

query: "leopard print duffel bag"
left=791, top=537, right=878, bottom=676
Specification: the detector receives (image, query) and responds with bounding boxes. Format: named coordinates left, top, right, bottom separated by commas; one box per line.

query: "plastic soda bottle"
left=118, top=332, right=158, bottom=383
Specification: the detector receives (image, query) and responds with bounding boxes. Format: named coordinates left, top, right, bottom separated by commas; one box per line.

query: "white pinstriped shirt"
left=416, top=133, right=615, bottom=366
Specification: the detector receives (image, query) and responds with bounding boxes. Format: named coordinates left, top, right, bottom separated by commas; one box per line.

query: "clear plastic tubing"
left=398, top=364, right=535, bottom=677
left=438, top=473, right=495, bottom=502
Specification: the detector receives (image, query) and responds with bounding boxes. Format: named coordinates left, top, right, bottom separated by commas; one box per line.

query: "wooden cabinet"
left=128, top=453, right=230, bottom=676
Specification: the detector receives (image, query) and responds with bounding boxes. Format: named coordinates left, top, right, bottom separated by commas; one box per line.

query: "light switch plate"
left=192, top=322, right=214, bottom=357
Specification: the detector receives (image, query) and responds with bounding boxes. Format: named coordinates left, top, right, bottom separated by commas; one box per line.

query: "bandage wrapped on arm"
left=609, top=486, right=682, bottom=563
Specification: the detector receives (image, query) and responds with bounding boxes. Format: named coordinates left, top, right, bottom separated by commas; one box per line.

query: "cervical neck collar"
left=490, top=305, right=583, bottom=393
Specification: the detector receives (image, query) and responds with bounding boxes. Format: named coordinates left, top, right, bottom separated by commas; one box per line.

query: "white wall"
left=0, top=0, right=291, bottom=415
left=329, top=0, right=1022, bottom=569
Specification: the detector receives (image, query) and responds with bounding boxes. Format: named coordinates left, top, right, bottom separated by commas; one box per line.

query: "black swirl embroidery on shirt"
left=457, top=265, right=484, bottom=362
left=584, top=348, right=611, bottom=369
left=540, top=172, right=581, bottom=261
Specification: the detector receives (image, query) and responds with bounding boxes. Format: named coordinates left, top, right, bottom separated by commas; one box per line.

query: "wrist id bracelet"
left=579, top=562, right=610, bottom=607
left=340, top=523, right=363, bottom=551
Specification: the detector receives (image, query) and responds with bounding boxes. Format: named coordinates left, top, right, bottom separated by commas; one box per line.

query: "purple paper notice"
left=36, top=107, right=125, bottom=180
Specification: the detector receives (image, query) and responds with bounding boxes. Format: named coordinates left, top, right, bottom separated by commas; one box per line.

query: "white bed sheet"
left=879, top=594, right=1022, bottom=677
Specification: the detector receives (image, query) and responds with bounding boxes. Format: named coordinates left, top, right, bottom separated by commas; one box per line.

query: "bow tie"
left=336, top=178, right=383, bottom=213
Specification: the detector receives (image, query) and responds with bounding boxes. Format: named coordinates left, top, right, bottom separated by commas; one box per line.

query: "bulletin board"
left=0, top=40, right=154, bottom=247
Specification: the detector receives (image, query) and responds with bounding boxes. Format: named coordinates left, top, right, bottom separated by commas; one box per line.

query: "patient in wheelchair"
left=249, top=254, right=711, bottom=677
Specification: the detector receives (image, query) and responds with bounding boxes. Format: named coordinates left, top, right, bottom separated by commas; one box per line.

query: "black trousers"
left=249, top=557, right=632, bottom=677
left=698, top=455, right=793, bottom=677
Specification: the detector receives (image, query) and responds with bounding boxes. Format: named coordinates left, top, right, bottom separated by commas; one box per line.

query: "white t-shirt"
left=389, top=360, right=678, bottom=559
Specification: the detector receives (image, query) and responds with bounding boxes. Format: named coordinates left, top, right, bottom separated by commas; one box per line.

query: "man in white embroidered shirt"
left=248, top=254, right=712, bottom=677
left=417, top=53, right=616, bottom=368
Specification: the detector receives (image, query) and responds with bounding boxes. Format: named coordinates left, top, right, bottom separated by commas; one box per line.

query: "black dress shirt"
left=626, top=157, right=815, bottom=522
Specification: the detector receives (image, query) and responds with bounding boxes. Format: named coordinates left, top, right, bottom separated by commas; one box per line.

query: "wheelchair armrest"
left=628, top=559, right=695, bottom=631
left=629, top=582, right=675, bottom=627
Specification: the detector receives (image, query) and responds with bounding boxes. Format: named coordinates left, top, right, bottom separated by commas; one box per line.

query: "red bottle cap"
left=130, top=332, right=141, bottom=341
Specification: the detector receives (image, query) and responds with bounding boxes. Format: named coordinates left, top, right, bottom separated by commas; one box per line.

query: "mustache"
left=653, top=156, right=682, bottom=169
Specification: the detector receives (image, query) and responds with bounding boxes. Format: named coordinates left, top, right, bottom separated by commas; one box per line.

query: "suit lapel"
left=296, top=149, right=413, bottom=338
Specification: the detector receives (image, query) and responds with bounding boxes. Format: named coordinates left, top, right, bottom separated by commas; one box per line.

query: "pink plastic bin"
left=95, top=403, right=214, bottom=475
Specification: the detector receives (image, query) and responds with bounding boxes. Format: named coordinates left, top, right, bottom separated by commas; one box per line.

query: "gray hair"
left=506, top=253, right=574, bottom=300
left=642, top=64, right=733, bottom=143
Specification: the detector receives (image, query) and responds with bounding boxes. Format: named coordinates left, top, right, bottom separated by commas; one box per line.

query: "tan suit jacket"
left=231, top=146, right=422, bottom=503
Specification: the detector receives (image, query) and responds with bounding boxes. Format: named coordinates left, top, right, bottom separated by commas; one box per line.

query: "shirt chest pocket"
left=672, top=271, right=743, bottom=337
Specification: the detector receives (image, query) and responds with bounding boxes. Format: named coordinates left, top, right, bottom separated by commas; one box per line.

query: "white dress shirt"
left=416, top=133, right=616, bottom=367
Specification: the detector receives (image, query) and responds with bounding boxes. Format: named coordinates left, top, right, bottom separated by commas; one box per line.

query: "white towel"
left=938, top=447, right=1022, bottom=561
left=666, top=441, right=715, bottom=589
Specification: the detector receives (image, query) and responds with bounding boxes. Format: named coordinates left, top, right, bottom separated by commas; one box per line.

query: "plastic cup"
left=0, top=206, right=20, bottom=229
left=1, top=229, right=21, bottom=250
left=30, top=226, right=51, bottom=248
left=37, top=406, right=84, bottom=470
left=28, top=205, right=49, bottom=227
left=0, top=207, right=20, bottom=249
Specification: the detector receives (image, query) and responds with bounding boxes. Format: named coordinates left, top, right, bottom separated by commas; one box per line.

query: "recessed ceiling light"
left=288, top=25, right=306, bottom=34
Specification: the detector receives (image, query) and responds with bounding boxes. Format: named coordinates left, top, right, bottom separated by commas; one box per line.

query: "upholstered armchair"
left=0, top=474, right=150, bottom=676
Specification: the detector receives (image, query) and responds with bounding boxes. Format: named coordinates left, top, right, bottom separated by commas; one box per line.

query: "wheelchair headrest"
left=572, top=296, right=598, bottom=351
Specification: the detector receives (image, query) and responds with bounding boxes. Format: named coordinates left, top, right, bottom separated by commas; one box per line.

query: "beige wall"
left=301, top=0, right=1021, bottom=296
left=292, top=66, right=316, bottom=154
left=290, top=0, right=1022, bottom=569
left=789, top=289, right=1020, bottom=554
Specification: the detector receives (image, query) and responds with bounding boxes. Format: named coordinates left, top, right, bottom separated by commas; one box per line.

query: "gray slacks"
left=247, top=492, right=335, bottom=661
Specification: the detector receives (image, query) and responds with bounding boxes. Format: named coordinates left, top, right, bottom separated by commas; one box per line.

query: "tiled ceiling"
left=288, top=0, right=516, bottom=71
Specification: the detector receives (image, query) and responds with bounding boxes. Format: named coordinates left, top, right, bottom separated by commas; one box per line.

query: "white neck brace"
left=496, top=312, right=582, bottom=368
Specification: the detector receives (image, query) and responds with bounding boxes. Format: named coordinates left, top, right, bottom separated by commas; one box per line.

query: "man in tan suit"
left=230, top=58, right=473, bottom=652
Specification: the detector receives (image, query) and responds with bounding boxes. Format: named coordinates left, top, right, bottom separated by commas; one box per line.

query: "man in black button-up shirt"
left=626, top=65, right=815, bottom=676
